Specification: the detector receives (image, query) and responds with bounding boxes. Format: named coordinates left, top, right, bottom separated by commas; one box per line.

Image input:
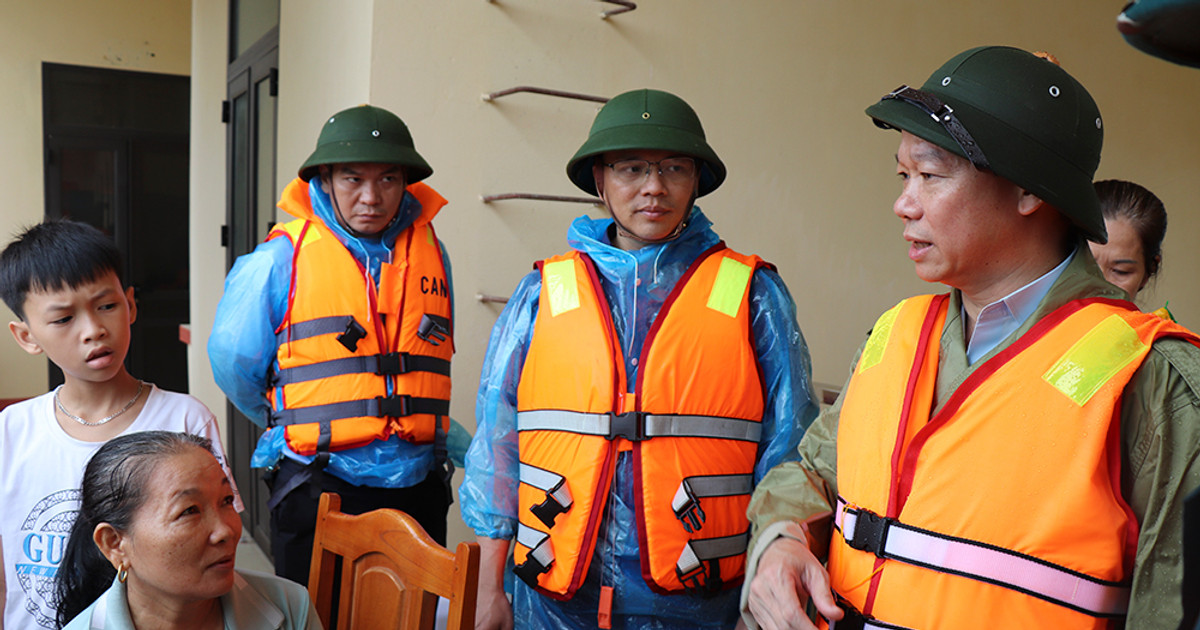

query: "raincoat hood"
left=276, top=177, right=446, bottom=250
left=565, top=205, right=721, bottom=275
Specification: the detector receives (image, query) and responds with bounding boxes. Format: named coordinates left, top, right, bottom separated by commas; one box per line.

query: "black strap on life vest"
left=268, top=395, right=450, bottom=426
left=269, top=352, right=451, bottom=387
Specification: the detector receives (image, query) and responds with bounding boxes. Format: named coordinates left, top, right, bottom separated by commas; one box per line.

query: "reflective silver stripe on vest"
left=519, top=463, right=573, bottom=510
left=835, top=497, right=1130, bottom=617
left=671, top=474, right=754, bottom=533
left=516, top=522, right=555, bottom=569
left=516, top=410, right=762, bottom=442
left=675, top=531, right=750, bottom=576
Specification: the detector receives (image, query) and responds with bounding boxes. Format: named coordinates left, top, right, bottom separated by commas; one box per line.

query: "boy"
left=0, top=220, right=238, bottom=630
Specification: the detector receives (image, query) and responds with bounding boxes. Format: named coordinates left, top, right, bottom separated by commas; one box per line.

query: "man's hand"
left=746, top=537, right=841, bottom=630
left=474, top=536, right=514, bottom=630
left=474, top=583, right=513, bottom=630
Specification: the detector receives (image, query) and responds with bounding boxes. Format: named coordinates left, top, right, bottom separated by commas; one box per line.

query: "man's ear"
left=319, top=165, right=332, bottom=194
left=8, top=321, right=43, bottom=356
left=592, top=162, right=606, bottom=200
left=93, top=523, right=126, bottom=572
left=1017, top=189, right=1047, bottom=217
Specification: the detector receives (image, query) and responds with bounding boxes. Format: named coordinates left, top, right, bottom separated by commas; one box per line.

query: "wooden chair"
left=308, top=492, right=480, bottom=630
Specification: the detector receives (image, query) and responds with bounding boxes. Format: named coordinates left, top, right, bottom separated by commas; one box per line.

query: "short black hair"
left=0, top=220, right=124, bottom=320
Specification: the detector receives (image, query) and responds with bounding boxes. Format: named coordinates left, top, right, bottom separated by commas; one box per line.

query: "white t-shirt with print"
left=0, top=385, right=239, bottom=630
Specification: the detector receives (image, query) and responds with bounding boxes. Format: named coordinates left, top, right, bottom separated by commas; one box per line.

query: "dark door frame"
left=224, top=26, right=279, bottom=555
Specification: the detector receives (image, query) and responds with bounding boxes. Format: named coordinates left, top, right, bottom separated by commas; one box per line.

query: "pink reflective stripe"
left=883, top=526, right=1129, bottom=615
left=835, top=497, right=1130, bottom=616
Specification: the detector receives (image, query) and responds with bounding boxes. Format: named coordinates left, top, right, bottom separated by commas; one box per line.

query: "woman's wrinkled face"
left=115, top=447, right=242, bottom=607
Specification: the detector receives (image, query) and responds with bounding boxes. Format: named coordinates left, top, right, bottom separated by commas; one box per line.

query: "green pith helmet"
left=866, top=46, right=1107, bottom=243
left=567, top=89, right=726, bottom=197
left=298, top=104, right=433, bottom=183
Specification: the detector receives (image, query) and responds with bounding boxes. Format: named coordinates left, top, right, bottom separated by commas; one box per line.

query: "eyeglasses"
left=603, top=157, right=697, bottom=186
left=881, top=85, right=991, bottom=171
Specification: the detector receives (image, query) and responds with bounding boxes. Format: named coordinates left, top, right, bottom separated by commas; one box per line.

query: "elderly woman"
left=1089, top=179, right=1168, bottom=301
left=55, top=431, right=321, bottom=630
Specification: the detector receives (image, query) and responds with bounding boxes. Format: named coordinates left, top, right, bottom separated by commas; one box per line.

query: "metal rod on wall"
left=484, top=1, right=637, bottom=19
left=481, top=86, right=609, bottom=103
left=480, top=193, right=601, bottom=205
left=477, top=293, right=510, bottom=304
left=599, top=0, right=636, bottom=18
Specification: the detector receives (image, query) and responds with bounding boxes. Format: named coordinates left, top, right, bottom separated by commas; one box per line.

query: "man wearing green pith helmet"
left=210, top=104, right=461, bottom=584
left=742, top=47, right=1200, bottom=630
left=461, top=89, right=820, bottom=628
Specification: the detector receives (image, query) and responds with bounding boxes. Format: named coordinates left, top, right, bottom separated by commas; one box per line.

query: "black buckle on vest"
left=846, top=508, right=892, bottom=557
left=674, top=488, right=706, bottom=534
left=608, top=411, right=646, bottom=441
left=374, top=352, right=405, bottom=375
left=676, top=559, right=722, bottom=598
left=530, top=492, right=569, bottom=529
left=832, top=596, right=888, bottom=630
left=677, top=563, right=706, bottom=593
left=375, top=394, right=412, bottom=417
left=416, top=314, right=450, bottom=346
left=513, top=556, right=551, bottom=588
left=336, top=316, right=367, bottom=352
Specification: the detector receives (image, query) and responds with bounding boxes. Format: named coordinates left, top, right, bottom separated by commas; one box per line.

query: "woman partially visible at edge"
left=1089, top=179, right=1173, bottom=318
left=55, top=431, right=321, bottom=630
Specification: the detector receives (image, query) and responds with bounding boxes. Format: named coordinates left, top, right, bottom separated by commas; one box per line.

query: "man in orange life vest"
left=741, top=47, right=1200, bottom=630
left=460, top=89, right=820, bottom=628
left=209, top=104, right=458, bottom=584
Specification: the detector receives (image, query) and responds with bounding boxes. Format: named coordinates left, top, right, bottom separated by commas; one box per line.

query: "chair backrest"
left=308, top=492, right=480, bottom=630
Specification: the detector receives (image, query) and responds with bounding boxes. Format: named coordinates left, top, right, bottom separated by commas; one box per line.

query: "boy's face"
left=8, top=270, right=136, bottom=385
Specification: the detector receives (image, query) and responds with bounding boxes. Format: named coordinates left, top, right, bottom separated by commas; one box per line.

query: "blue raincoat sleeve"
left=749, top=267, right=819, bottom=480
left=459, top=269, right=542, bottom=540
left=208, top=236, right=293, bottom=428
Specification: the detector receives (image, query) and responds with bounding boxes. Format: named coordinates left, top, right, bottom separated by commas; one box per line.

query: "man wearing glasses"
left=741, top=47, right=1200, bottom=630
left=461, top=89, right=819, bottom=628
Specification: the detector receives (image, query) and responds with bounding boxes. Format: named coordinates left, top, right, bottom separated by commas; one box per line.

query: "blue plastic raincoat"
left=208, top=178, right=467, bottom=488
left=460, top=207, right=819, bottom=628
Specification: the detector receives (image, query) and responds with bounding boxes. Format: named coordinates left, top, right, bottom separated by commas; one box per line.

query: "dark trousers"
left=267, top=457, right=451, bottom=585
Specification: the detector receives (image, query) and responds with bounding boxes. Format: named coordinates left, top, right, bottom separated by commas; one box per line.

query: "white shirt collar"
left=965, top=250, right=1075, bottom=364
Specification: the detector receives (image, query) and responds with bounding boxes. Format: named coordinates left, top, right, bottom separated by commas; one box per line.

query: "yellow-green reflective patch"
left=857, top=301, right=905, bottom=374
left=706, top=257, right=753, bottom=317
left=425, top=225, right=435, bottom=245
left=544, top=260, right=580, bottom=317
left=1043, top=314, right=1147, bottom=406
left=298, top=224, right=321, bottom=247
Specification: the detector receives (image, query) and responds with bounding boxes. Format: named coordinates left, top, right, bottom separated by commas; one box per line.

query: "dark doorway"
left=42, top=63, right=191, bottom=394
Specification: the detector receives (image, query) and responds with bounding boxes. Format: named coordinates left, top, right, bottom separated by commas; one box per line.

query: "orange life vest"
left=513, top=245, right=768, bottom=599
left=827, top=295, right=1200, bottom=629
left=264, top=178, right=453, bottom=456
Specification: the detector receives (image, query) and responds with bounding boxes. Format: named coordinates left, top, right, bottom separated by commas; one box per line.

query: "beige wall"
left=187, top=0, right=1200, bottom=547
left=188, top=0, right=230, bottom=442
left=0, top=0, right=191, bottom=398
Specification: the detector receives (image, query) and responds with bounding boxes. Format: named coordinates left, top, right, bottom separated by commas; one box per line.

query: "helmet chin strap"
left=601, top=188, right=697, bottom=247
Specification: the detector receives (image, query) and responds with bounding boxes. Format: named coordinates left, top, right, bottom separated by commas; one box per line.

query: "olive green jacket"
left=743, top=245, right=1200, bottom=629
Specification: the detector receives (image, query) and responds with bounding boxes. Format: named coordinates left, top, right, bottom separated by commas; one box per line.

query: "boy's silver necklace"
left=54, top=381, right=145, bottom=427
